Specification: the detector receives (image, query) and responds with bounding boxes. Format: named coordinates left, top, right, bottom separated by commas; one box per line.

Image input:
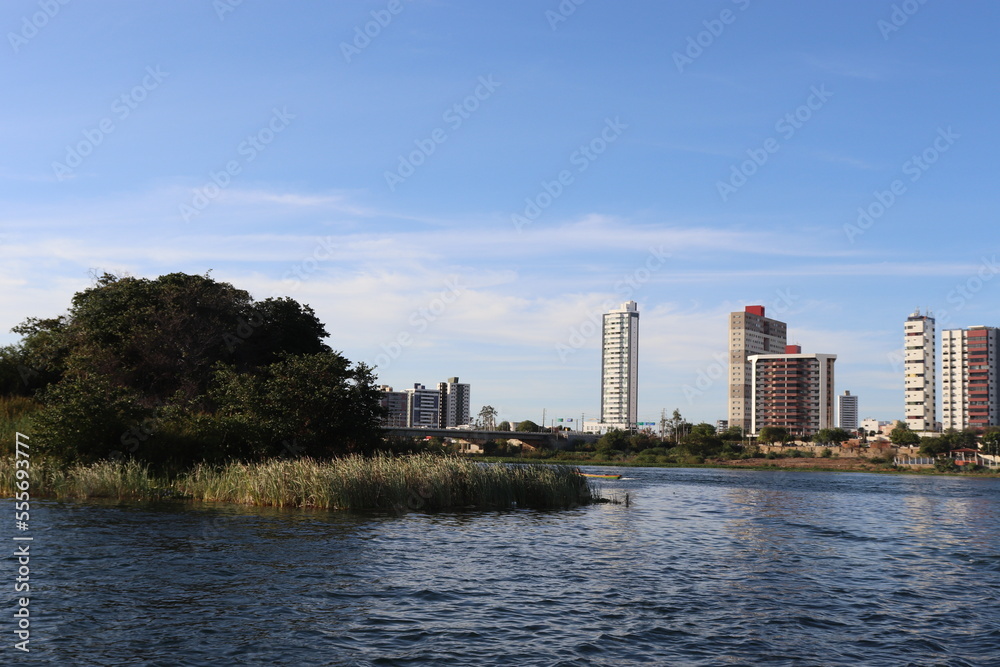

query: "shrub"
left=935, top=458, right=959, bottom=473
left=820, top=448, right=833, bottom=458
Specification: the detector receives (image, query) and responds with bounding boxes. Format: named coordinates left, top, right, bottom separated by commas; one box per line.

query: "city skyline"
left=2, top=2, right=1000, bottom=426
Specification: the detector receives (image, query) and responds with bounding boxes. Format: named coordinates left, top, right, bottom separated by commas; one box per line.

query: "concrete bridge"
left=384, top=427, right=599, bottom=449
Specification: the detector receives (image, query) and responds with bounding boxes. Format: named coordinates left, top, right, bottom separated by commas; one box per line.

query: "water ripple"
left=4, top=469, right=1000, bottom=665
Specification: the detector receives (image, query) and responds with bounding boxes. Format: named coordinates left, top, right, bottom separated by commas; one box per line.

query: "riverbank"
left=1, top=455, right=593, bottom=510
left=481, top=455, right=1000, bottom=476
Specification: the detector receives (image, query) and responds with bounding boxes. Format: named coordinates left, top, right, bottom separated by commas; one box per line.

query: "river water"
left=4, top=467, right=1000, bottom=666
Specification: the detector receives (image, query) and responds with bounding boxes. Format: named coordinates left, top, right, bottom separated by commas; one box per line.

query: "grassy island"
left=1, top=454, right=593, bottom=511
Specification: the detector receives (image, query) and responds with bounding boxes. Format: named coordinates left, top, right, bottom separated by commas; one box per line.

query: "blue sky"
left=2, top=0, right=998, bottom=427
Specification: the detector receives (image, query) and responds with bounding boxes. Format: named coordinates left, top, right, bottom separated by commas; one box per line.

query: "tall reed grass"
left=0, top=454, right=594, bottom=510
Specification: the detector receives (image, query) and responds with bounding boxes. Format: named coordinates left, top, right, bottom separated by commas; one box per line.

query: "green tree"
left=596, top=428, right=629, bottom=451
left=939, top=428, right=978, bottom=450
left=758, top=426, right=789, bottom=445
left=680, top=424, right=724, bottom=458
left=497, top=421, right=511, bottom=432
left=890, top=422, right=920, bottom=446
left=720, top=425, right=744, bottom=442
left=516, top=420, right=540, bottom=432
left=31, top=374, right=149, bottom=464
left=918, top=436, right=950, bottom=457
left=628, top=431, right=658, bottom=453
left=210, top=353, right=384, bottom=459
left=13, top=272, right=381, bottom=467
left=814, top=428, right=851, bottom=445
left=981, top=430, right=1000, bottom=457
left=669, top=408, right=687, bottom=443
left=21, top=273, right=331, bottom=404
left=478, top=405, right=497, bottom=430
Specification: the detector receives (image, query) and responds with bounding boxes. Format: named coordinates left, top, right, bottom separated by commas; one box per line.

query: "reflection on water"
left=5, top=469, right=1000, bottom=665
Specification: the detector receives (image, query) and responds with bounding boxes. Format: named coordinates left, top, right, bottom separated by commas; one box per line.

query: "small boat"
left=579, top=473, right=622, bottom=480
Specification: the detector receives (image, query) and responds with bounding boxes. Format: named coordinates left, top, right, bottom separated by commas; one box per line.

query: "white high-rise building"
left=601, top=301, right=639, bottom=429
left=437, top=376, right=471, bottom=428
left=837, top=390, right=858, bottom=430
left=942, top=326, right=1000, bottom=431
left=904, top=309, right=936, bottom=432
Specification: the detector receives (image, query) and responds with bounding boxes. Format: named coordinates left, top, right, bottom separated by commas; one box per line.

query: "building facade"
left=942, top=326, right=1000, bottom=430
left=729, top=305, right=788, bottom=433
left=837, top=390, right=858, bottom=430
left=378, top=386, right=409, bottom=427
left=406, top=383, right=441, bottom=428
left=860, top=418, right=893, bottom=436
left=438, top=376, right=471, bottom=428
left=749, top=345, right=836, bottom=438
left=601, top=300, right=639, bottom=429
left=904, top=309, right=936, bottom=432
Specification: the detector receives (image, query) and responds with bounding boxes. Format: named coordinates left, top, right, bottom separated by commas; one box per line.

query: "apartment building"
left=942, top=326, right=1000, bottom=430
left=749, top=345, right=836, bottom=437
left=837, top=390, right=858, bottom=430
left=438, top=376, right=471, bottom=428
left=601, top=301, right=639, bottom=429
left=904, top=309, right=936, bottom=432
left=729, top=305, right=788, bottom=433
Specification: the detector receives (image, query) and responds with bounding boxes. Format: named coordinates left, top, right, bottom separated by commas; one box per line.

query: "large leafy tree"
left=211, top=353, right=384, bottom=458
left=679, top=423, right=724, bottom=457
left=758, top=426, right=790, bottom=445
left=34, top=272, right=330, bottom=404
left=814, top=428, right=851, bottom=445
left=982, top=430, right=1000, bottom=457
left=14, top=272, right=381, bottom=465
left=890, top=422, right=920, bottom=446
